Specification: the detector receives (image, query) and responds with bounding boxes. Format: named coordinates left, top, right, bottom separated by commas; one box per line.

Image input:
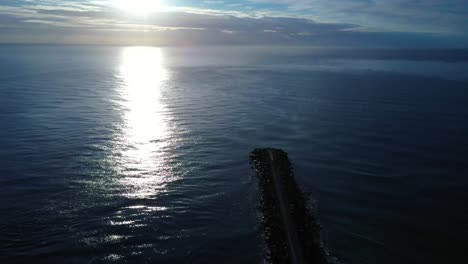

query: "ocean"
left=1, top=45, right=467, bottom=263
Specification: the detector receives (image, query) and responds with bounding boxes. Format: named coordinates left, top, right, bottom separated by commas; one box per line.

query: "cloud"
left=247, top=0, right=468, bottom=33
left=0, top=1, right=467, bottom=47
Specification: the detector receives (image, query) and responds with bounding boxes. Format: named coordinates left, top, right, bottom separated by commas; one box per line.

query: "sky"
left=0, top=0, right=467, bottom=47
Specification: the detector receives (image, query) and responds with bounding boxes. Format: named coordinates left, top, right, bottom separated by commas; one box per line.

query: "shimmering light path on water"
left=114, top=47, right=174, bottom=199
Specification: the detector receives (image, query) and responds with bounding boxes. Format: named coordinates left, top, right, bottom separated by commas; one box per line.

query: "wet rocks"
left=250, top=148, right=327, bottom=264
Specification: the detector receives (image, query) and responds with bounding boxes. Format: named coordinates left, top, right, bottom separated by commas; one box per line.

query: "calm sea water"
left=1, top=45, right=467, bottom=264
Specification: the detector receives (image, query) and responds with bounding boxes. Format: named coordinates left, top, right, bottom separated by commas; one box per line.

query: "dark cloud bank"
left=1, top=7, right=467, bottom=48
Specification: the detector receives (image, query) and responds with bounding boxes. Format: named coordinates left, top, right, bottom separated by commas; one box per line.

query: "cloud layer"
left=0, top=0, right=467, bottom=47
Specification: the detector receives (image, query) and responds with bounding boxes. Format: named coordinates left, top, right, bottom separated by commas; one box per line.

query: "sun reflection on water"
left=114, top=46, right=175, bottom=198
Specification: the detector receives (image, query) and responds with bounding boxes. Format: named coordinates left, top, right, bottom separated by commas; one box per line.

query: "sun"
left=115, top=0, right=164, bottom=15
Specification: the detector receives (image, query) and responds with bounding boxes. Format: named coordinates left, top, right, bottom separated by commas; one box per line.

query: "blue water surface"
left=1, top=45, right=467, bottom=264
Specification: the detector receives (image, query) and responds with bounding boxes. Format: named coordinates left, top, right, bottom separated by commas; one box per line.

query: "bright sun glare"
left=115, top=47, right=172, bottom=198
left=115, top=0, right=164, bottom=14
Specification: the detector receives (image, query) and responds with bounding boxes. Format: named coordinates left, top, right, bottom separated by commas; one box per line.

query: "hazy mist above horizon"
left=0, top=0, right=467, bottom=48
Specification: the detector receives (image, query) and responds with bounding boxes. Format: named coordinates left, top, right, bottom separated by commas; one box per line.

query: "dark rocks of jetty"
left=250, top=148, right=327, bottom=264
